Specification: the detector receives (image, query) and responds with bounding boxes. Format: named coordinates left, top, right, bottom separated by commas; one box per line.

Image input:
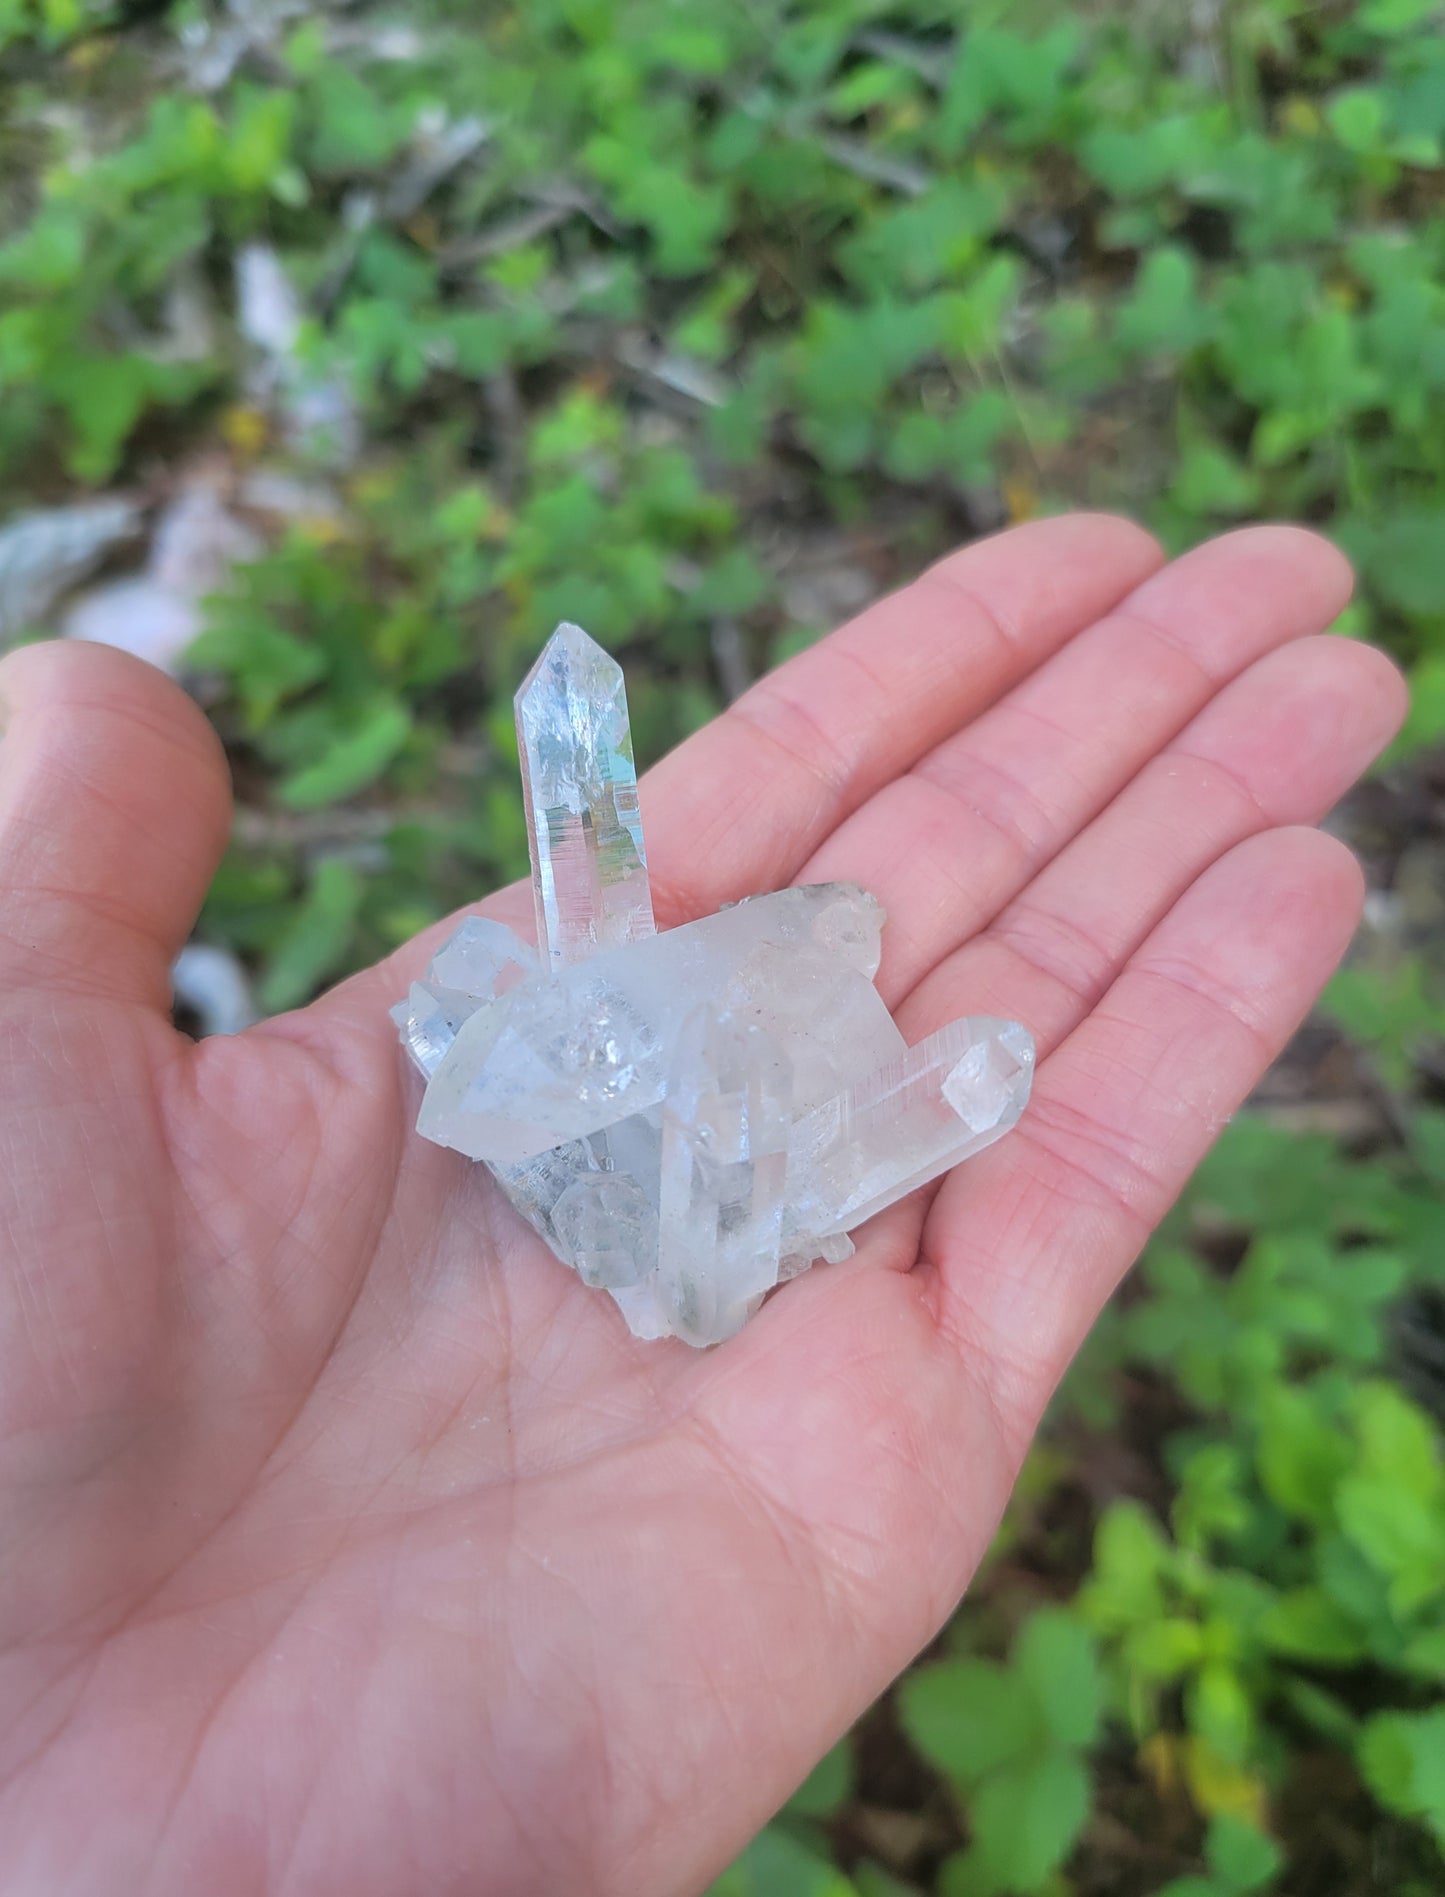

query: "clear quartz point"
left=430, top=917, right=537, bottom=997
left=515, top=622, right=654, bottom=971
left=397, top=621, right=1035, bottom=1348
left=786, top=1016, right=1035, bottom=1244
left=553, top=1171, right=654, bottom=1290
left=392, top=918, right=537, bottom=1079
left=391, top=981, right=478, bottom=1080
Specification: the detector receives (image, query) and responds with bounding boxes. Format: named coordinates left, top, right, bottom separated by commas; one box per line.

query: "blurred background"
left=2, top=2, right=1443, bottom=1891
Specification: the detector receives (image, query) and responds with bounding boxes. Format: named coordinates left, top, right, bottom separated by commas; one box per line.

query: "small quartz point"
left=553, top=1171, right=654, bottom=1290
left=392, top=919, right=537, bottom=1079
left=786, top=1016, right=1035, bottom=1243
left=391, top=981, right=479, bottom=1080
left=397, top=620, right=1035, bottom=1347
left=431, top=917, right=537, bottom=998
left=515, top=622, right=654, bottom=971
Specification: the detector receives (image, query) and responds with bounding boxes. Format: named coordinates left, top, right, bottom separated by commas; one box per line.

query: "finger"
left=336, top=513, right=1162, bottom=1021
left=802, top=526, right=1354, bottom=1004
left=920, top=827, right=1366, bottom=1431
left=899, top=633, right=1406, bottom=1049
left=642, top=512, right=1162, bottom=924
left=0, top=641, right=232, bottom=1010
left=784, top=632, right=1400, bottom=1315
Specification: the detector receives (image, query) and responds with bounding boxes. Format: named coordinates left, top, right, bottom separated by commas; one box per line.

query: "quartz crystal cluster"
left=394, top=623, right=1035, bottom=1347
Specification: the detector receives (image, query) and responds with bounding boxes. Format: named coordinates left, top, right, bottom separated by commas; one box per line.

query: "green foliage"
left=900, top=1612, right=1100, bottom=1893
left=257, top=857, right=365, bottom=1015
left=1323, top=955, right=1443, bottom=1091
left=1157, top=1816, right=1283, bottom=1897
left=710, top=1825, right=861, bottom=1897
left=1069, top=1106, right=1445, bottom=1878
left=740, top=1089, right=1445, bottom=1889
left=1360, top=1708, right=1445, bottom=1851
left=4, top=0, right=1444, bottom=734
left=5, top=4, right=1445, bottom=1893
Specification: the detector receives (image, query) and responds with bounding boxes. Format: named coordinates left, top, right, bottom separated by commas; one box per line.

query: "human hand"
left=0, top=517, right=1405, bottom=1896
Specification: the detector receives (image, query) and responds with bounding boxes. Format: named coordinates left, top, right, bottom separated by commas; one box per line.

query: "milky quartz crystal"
left=394, top=623, right=1034, bottom=1346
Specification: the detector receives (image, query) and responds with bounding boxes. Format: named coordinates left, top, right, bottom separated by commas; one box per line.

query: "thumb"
left=0, top=640, right=232, bottom=1012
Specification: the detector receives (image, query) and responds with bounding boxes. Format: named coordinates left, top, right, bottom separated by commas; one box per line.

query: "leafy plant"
left=899, top=1611, right=1101, bottom=1894
left=4, top=4, right=1444, bottom=1892
left=1157, top=1816, right=1282, bottom=1897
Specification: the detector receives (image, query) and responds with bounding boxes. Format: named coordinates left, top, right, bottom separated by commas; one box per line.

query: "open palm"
left=0, top=516, right=1405, bottom=1896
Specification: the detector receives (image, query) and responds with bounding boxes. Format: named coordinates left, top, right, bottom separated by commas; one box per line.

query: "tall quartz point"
left=515, top=620, right=654, bottom=970
left=397, top=622, right=1035, bottom=1347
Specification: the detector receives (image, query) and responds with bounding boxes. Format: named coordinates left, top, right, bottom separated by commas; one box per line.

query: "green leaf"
left=787, top=1743, right=852, bottom=1819
left=1353, top=1382, right=1443, bottom=1502
left=1014, top=1612, right=1101, bottom=1750
left=967, top=1751, right=1092, bottom=1892
left=933, top=256, right=1025, bottom=358
left=897, top=1660, right=1039, bottom=1785
left=1248, top=407, right=1314, bottom=469
left=798, top=407, right=875, bottom=472
left=1412, top=1111, right=1445, bottom=1189
left=938, top=25, right=1080, bottom=151
left=828, top=59, right=917, bottom=119
left=1316, top=1533, right=1397, bottom=1643
left=948, top=392, right=1014, bottom=481
left=673, top=268, right=755, bottom=361
left=690, top=546, right=769, bottom=617
left=1359, top=1709, right=1445, bottom=1845
left=1360, top=1712, right=1421, bottom=1807
left=1082, top=1502, right=1171, bottom=1631
left=885, top=411, right=948, bottom=481
left=278, top=701, right=412, bottom=809
left=200, top=849, right=293, bottom=955
left=258, top=859, right=365, bottom=1013
left=710, top=1825, right=859, bottom=1897
left=225, top=86, right=296, bottom=194
left=1402, top=1625, right=1445, bottom=1681
left=1328, top=89, right=1388, bottom=154
left=650, top=20, right=734, bottom=76
left=1364, top=511, right=1445, bottom=615
left=308, top=65, right=408, bottom=172
left=1277, top=1676, right=1358, bottom=1749
left=853, top=1866, right=919, bottom=1897
left=1117, top=247, right=1211, bottom=356
left=1255, top=1386, right=1351, bottom=1525
left=1186, top=1662, right=1256, bottom=1767
left=1171, top=433, right=1261, bottom=518
left=838, top=180, right=1009, bottom=295
left=186, top=619, right=327, bottom=726
left=444, top=312, right=512, bottom=378
left=1204, top=1815, right=1282, bottom=1893
left=1361, top=0, right=1442, bottom=29
left=46, top=354, right=153, bottom=483
left=1261, top=1588, right=1367, bottom=1665
left=1322, top=958, right=1441, bottom=1090
left=586, top=136, right=732, bottom=275
left=1126, top=1617, right=1208, bottom=1682
left=0, top=205, right=86, bottom=291
left=1336, top=1476, right=1445, bottom=1613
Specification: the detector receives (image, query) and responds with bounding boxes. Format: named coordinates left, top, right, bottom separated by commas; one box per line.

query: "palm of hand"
left=0, top=518, right=1403, bottom=1896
